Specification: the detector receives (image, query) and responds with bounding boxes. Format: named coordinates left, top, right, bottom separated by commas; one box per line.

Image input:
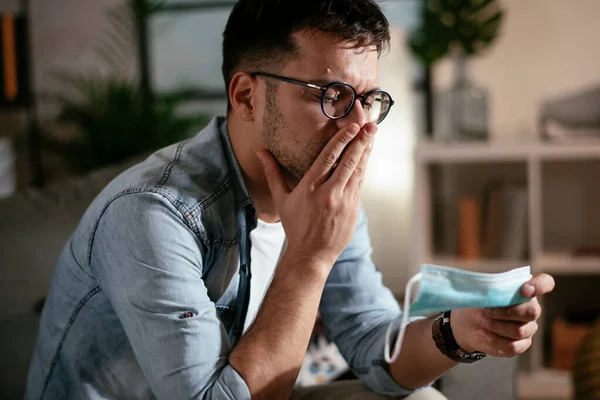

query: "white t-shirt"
left=242, top=219, right=286, bottom=334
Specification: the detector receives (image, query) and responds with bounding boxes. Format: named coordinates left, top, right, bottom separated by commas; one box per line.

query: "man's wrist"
left=432, top=311, right=486, bottom=364
left=278, top=251, right=333, bottom=282
left=446, top=309, right=476, bottom=353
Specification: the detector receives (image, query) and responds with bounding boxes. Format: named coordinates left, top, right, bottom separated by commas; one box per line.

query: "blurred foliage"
left=48, top=73, right=211, bottom=172
left=48, top=0, right=211, bottom=173
left=409, top=0, right=505, bottom=66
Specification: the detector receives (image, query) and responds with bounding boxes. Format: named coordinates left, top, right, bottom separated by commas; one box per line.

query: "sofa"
left=0, top=159, right=518, bottom=399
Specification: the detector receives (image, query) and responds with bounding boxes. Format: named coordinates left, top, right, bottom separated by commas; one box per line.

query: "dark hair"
left=222, top=0, right=390, bottom=109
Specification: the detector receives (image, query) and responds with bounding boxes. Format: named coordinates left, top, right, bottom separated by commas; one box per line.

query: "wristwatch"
left=432, top=311, right=487, bottom=364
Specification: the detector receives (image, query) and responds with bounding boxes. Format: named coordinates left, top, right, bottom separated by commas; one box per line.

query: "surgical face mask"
left=384, top=264, right=533, bottom=364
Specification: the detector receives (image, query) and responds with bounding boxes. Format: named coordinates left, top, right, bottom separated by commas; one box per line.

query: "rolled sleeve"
left=209, top=365, right=251, bottom=399
left=91, top=192, right=251, bottom=400
left=318, top=205, right=430, bottom=397
left=353, top=317, right=429, bottom=397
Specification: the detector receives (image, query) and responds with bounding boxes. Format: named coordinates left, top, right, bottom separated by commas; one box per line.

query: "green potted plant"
left=47, top=0, right=212, bottom=173
left=408, top=0, right=505, bottom=140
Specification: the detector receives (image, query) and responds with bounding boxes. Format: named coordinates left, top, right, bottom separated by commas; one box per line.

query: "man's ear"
left=229, top=72, right=256, bottom=121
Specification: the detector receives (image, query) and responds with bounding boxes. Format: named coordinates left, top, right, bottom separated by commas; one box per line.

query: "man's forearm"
left=389, top=317, right=457, bottom=390
left=228, top=253, right=329, bottom=399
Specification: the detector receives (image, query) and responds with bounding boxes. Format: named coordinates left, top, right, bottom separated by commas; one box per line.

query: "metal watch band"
left=432, top=311, right=487, bottom=364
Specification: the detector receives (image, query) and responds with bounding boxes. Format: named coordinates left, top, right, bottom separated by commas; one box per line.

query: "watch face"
left=457, top=348, right=486, bottom=361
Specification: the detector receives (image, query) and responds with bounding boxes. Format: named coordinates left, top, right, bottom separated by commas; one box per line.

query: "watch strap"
left=432, top=311, right=487, bottom=364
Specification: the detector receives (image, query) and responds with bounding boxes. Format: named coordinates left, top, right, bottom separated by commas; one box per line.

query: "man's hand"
left=450, top=273, right=555, bottom=357
left=231, top=122, right=376, bottom=399
left=256, top=122, right=377, bottom=272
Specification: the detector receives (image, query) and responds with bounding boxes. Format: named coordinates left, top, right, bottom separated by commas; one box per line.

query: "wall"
left=13, top=0, right=597, bottom=293
left=363, top=26, right=417, bottom=296
left=0, top=0, right=421, bottom=294
left=434, top=0, right=600, bottom=140
left=1, top=0, right=125, bottom=120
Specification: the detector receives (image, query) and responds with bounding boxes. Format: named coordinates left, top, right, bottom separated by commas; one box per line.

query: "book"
left=458, top=195, right=481, bottom=260
left=453, top=180, right=528, bottom=260
left=498, top=183, right=528, bottom=259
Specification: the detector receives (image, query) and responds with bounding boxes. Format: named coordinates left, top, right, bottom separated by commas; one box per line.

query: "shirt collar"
left=215, top=116, right=256, bottom=215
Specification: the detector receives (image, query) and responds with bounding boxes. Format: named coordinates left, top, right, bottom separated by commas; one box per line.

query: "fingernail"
left=348, top=124, right=359, bottom=135
left=523, top=284, right=536, bottom=297
left=366, top=124, right=377, bottom=136
left=368, top=138, right=374, bottom=149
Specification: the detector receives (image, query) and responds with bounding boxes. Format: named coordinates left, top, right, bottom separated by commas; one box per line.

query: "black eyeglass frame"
left=250, top=72, right=395, bottom=124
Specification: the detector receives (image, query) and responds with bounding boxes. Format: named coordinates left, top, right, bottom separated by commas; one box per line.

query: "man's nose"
left=336, top=99, right=367, bottom=131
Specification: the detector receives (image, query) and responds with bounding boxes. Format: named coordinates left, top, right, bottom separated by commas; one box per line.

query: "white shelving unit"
left=518, top=369, right=572, bottom=400
left=411, top=139, right=600, bottom=400
left=536, top=251, right=600, bottom=275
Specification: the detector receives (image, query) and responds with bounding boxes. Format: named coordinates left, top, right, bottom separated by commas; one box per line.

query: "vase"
left=435, top=55, right=489, bottom=141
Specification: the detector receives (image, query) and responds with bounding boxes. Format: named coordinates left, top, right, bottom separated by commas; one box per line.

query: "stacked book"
left=457, top=179, right=528, bottom=261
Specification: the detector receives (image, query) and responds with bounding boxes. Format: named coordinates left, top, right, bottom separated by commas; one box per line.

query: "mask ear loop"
left=384, top=272, right=422, bottom=364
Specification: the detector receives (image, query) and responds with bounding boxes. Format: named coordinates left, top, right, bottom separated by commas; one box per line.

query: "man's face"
left=258, top=30, right=380, bottom=184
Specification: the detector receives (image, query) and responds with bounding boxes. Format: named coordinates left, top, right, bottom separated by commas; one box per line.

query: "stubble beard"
left=261, top=83, right=325, bottom=185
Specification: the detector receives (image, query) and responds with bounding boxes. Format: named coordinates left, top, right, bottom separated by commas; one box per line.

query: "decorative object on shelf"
left=539, top=86, right=600, bottom=142
left=0, top=12, right=30, bottom=107
left=0, top=13, right=21, bottom=195
left=409, top=0, right=504, bottom=142
left=572, top=316, right=600, bottom=400
left=46, top=0, right=211, bottom=174
left=444, top=53, right=490, bottom=141
left=1, top=6, right=42, bottom=187
left=550, top=313, right=595, bottom=371
left=0, top=137, right=15, bottom=198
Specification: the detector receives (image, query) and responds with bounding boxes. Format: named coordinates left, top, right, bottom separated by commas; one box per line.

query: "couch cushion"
left=0, top=159, right=138, bottom=320
left=439, top=356, right=517, bottom=400
left=0, top=313, right=40, bottom=399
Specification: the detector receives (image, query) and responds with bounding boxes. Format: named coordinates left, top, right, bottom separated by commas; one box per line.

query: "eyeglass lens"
left=323, top=83, right=392, bottom=123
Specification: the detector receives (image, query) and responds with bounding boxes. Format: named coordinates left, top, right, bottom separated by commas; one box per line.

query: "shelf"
left=426, top=253, right=600, bottom=275
left=518, top=369, right=572, bottom=400
left=413, top=135, right=600, bottom=385
left=415, top=141, right=531, bottom=163
left=424, top=256, right=529, bottom=273
left=535, top=252, right=600, bottom=275
left=538, top=141, right=600, bottom=160
left=415, top=139, right=600, bottom=164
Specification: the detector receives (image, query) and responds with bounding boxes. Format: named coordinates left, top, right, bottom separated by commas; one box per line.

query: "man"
left=26, top=1, right=554, bottom=399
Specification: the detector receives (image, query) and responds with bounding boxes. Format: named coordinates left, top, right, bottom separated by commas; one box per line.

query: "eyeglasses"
left=250, top=72, right=394, bottom=124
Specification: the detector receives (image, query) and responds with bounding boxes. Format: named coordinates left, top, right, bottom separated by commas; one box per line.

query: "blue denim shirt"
left=26, top=117, right=418, bottom=399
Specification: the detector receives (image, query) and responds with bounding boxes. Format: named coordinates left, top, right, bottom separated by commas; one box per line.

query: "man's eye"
left=323, top=95, right=339, bottom=103
left=362, top=99, right=373, bottom=108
